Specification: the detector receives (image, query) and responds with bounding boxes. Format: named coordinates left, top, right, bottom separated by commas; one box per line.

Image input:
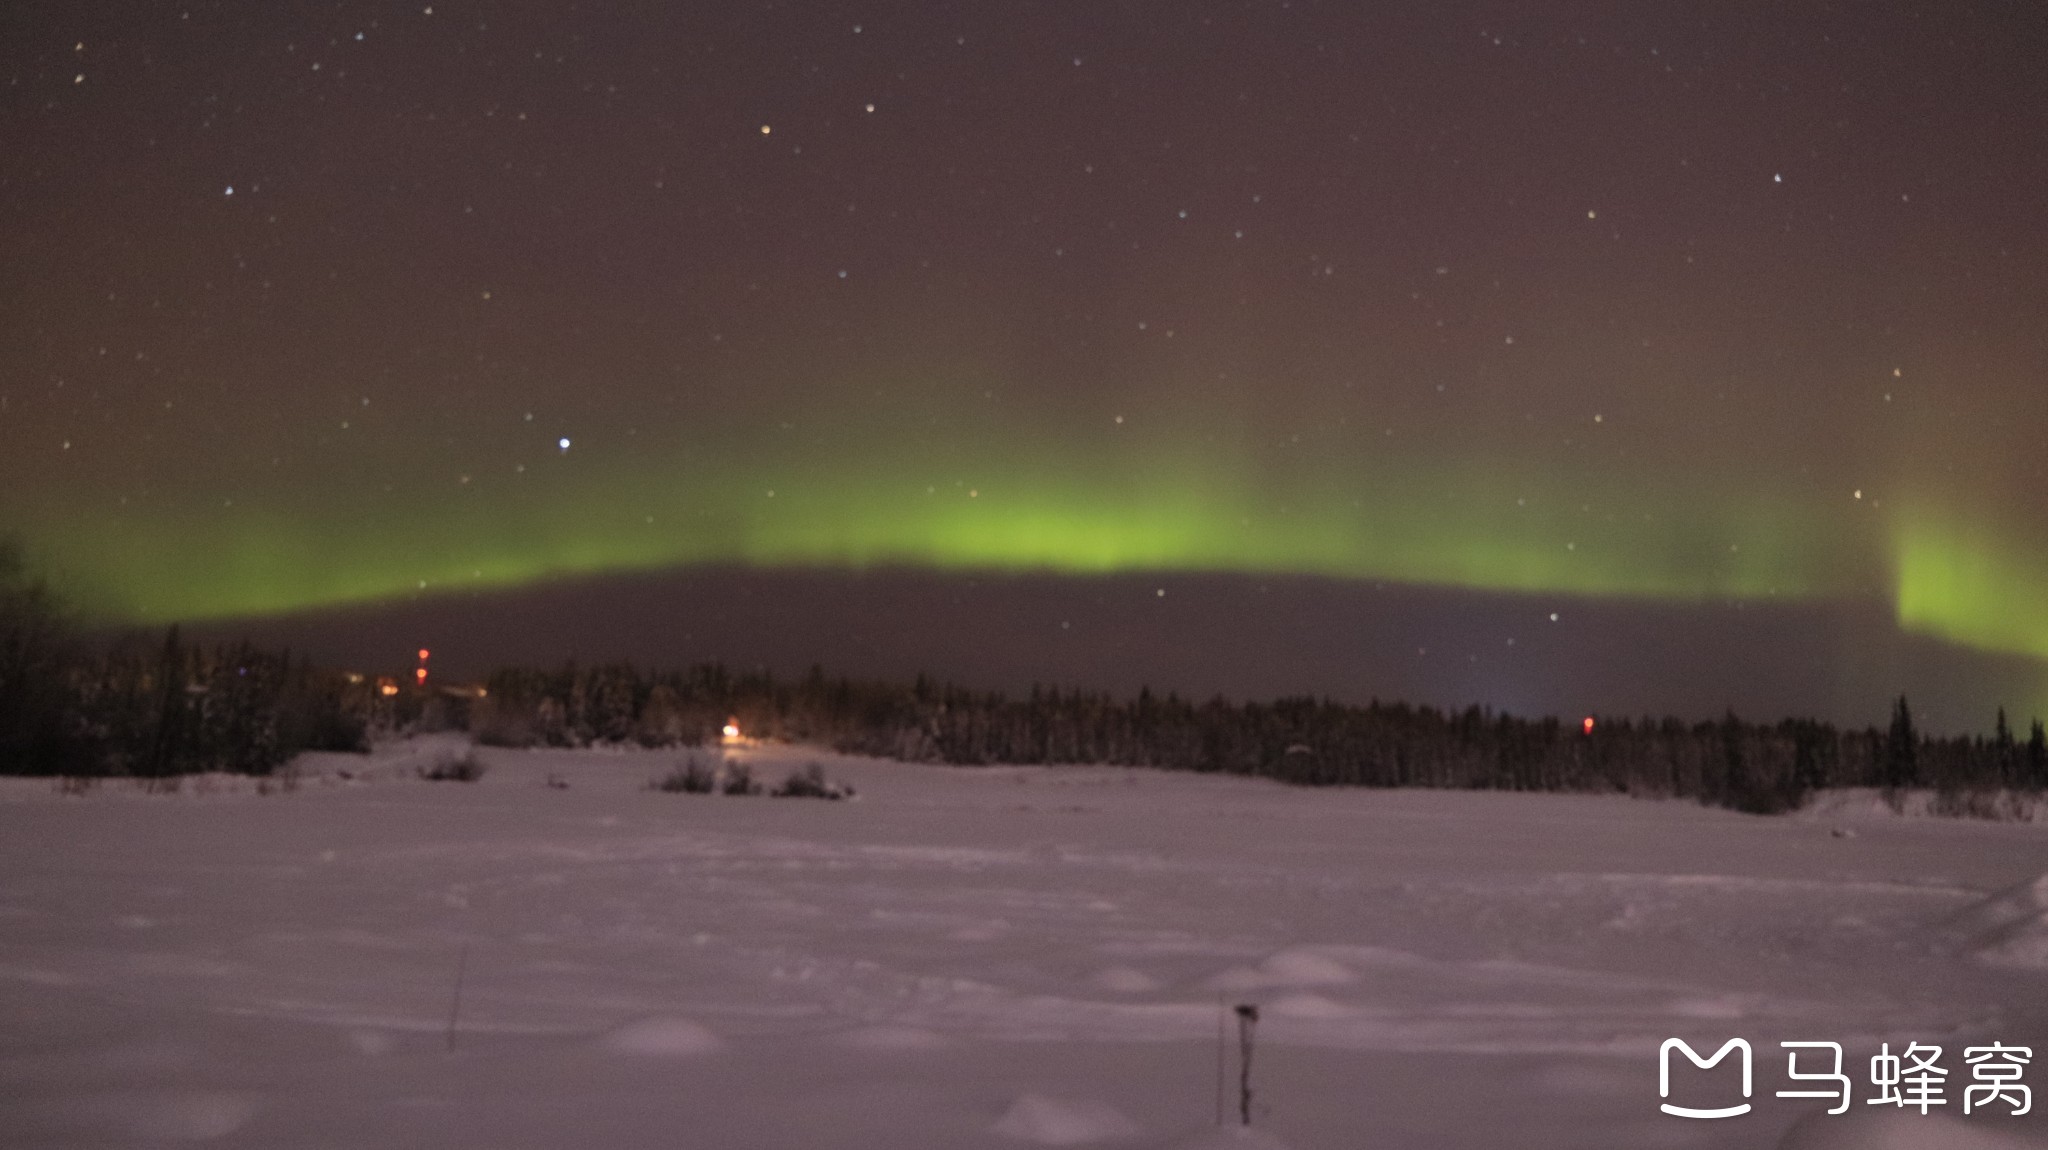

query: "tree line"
left=0, top=543, right=365, bottom=777
left=470, top=660, right=2048, bottom=814
left=5, top=540, right=2045, bottom=811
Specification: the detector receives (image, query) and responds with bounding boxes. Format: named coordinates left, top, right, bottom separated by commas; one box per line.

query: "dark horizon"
left=174, top=565, right=2042, bottom=737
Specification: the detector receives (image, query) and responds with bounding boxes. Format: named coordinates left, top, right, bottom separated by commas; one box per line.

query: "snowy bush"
left=653, top=754, right=718, bottom=794
left=418, top=747, right=486, bottom=782
left=772, top=762, right=854, bottom=800
left=651, top=755, right=764, bottom=796
left=721, top=761, right=761, bottom=796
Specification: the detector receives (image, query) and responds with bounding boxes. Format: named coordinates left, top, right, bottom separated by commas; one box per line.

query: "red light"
left=415, top=668, right=428, bottom=683
left=1582, top=716, right=1596, bottom=735
left=418, top=648, right=431, bottom=661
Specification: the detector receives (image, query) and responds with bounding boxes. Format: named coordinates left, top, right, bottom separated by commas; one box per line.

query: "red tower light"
left=1582, top=716, right=1596, bottom=735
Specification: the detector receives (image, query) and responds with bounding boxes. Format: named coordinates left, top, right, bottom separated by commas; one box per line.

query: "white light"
left=558, top=437, right=571, bottom=450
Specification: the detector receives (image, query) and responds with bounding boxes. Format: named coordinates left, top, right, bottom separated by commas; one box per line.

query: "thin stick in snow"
left=1236, top=1003, right=1259, bottom=1126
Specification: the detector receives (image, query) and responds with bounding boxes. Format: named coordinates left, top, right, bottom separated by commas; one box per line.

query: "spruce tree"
left=0, top=539, right=80, bottom=774
left=1884, top=695, right=1918, bottom=788
left=145, top=625, right=188, bottom=777
left=1994, top=708, right=2017, bottom=786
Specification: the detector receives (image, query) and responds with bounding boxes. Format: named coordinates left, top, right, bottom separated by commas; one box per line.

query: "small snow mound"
left=109, top=1091, right=257, bottom=1141
left=1211, top=947, right=1354, bottom=990
left=835, top=1024, right=949, bottom=1051
left=1950, top=873, right=2048, bottom=970
left=990, top=1094, right=1143, bottom=1145
left=1775, top=1107, right=2044, bottom=1149
left=599, top=1015, right=723, bottom=1056
left=1091, top=965, right=1161, bottom=993
left=346, top=1028, right=396, bottom=1055
left=1263, top=949, right=1353, bottom=984
left=1269, top=992, right=1354, bottom=1020
left=1157, top=1125, right=1297, bottom=1150
left=1668, top=994, right=1747, bottom=1019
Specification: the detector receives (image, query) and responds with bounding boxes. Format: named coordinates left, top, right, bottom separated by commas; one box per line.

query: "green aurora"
left=6, top=1, right=2048, bottom=738
left=16, top=413, right=2046, bottom=690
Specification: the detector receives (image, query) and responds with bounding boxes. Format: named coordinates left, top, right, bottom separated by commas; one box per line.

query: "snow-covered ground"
left=2, top=736, right=2044, bottom=1148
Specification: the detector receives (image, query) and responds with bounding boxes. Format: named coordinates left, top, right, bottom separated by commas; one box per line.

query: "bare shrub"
left=419, top=747, right=487, bottom=782
left=721, top=761, right=761, bottom=796
left=772, top=762, right=853, bottom=800
left=653, top=754, right=718, bottom=794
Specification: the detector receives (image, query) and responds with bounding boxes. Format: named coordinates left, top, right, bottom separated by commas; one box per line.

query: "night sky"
left=4, top=2, right=2044, bottom=731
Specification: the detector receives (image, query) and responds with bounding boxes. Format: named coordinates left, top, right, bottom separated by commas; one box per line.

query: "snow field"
left=1, top=738, right=2044, bottom=1148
